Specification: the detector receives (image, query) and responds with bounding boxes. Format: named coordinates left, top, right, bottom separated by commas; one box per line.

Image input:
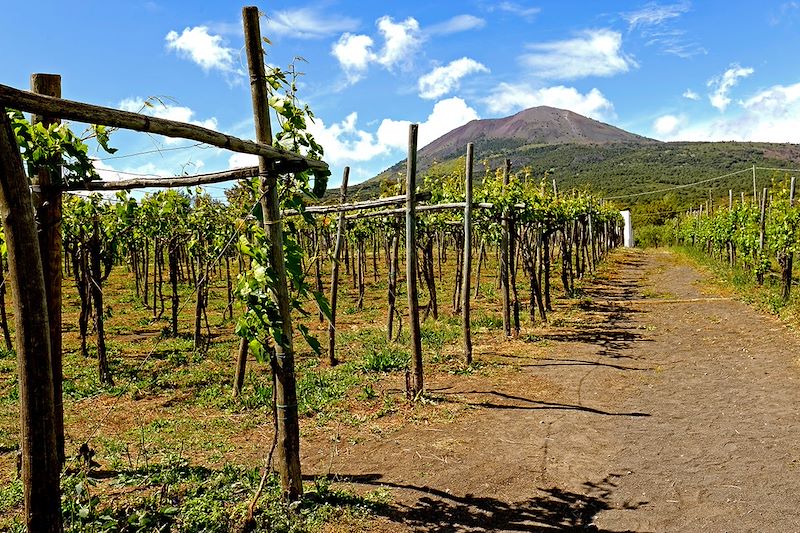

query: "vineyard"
left=6, top=4, right=800, bottom=533
left=0, top=6, right=633, bottom=532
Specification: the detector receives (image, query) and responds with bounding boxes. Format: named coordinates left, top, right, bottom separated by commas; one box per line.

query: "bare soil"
left=307, top=248, right=800, bottom=532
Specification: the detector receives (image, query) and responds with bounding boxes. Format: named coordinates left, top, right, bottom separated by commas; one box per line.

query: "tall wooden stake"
left=328, top=167, right=349, bottom=366
left=500, top=159, right=512, bottom=337
left=461, top=143, right=474, bottom=364
left=406, top=124, right=424, bottom=397
left=243, top=5, right=302, bottom=500
left=0, top=108, right=62, bottom=531
left=30, top=73, right=64, bottom=465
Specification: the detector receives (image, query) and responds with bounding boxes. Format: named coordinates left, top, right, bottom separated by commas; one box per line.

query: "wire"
left=755, top=166, right=800, bottom=174
left=92, top=143, right=210, bottom=162
left=602, top=168, right=752, bottom=200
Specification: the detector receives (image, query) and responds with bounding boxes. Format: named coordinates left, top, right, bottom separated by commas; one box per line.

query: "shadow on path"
left=437, top=390, right=650, bottom=417
left=309, top=473, right=644, bottom=532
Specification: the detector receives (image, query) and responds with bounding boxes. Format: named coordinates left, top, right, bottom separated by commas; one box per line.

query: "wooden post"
left=0, top=108, right=62, bottom=531
left=406, top=124, right=424, bottom=398
left=328, top=167, right=349, bottom=366
left=29, top=73, right=64, bottom=465
left=752, top=164, right=757, bottom=204
left=500, top=159, right=512, bottom=337
left=759, top=187, right=768, bottom=251
left=791, top=177, right=796, bottom=207
left=243, top=5, right=302, bottom=500
left=461, top=143, right=474, bottom=364
left=729, top=189, right=733, bottom=210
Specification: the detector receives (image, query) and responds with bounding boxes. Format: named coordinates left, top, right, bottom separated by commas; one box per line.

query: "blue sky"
left=3, top=1, right=800, bottom=188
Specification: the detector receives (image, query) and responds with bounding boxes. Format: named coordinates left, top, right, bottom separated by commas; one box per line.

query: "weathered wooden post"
left=243, top=5, right=302, bottom=499
left=0, top=107, right=62, bottom=532
left=461, top=143, right=474, bottom=364
left=30, top=73, right=65, bottom=465
left=758, top=187, right=768, bottom=285
left=328, top=167, right=349, bottom=366
left=406, top=124, right=424, bottom=397
left=500, top=159, right=512, bottom=337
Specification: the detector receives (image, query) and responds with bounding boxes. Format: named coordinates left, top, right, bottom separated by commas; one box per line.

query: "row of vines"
left=676, top=179, right=798, bottom=300
left=0, top=168, right=623, bottom=390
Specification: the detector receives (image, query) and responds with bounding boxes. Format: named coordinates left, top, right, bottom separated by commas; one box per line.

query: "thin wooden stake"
left=328, top=167, right=349, bottom=366
left=406, top=124, right=424, bottom=398
left=501, top=159, right=512, bottom=337
left=30, top=73, right=64, bottom=465
left=243, top=5, right=302, bottom=500
left=0, top=107, right=62, bottom=532
left=462, top=143, right=474, bottom=364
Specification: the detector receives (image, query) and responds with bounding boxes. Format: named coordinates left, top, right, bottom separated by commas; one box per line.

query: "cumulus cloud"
left=119, top=98, right=218, bottom=145
left=427, top=14, right=486, bottom=35
left=520, top=29, right=636, bottom=80
left=264, top=7, right=359, bottom=39
left=418, top=58, right=489, bottom=99
left=652, top=114, right=684, bottom=136
left=331, top=16, right=422, bottom=84
left=657, top=81, right=800, bottom=143
left=228, top=153, right=259, bottom=169
left=331, top=34, right=376, bottom=83
left=165, top=26, right=238, bottom=74
left=375, top=16, right=422, bottom=69
left=377, top=97, right=480, bottom=149
left=484, top=83, right=615, bottom=120
left=708, top=64, right=754, bottom=112
left=299, top=97, right=479, bottom=168
left=682, top=89, right=700, bottom=100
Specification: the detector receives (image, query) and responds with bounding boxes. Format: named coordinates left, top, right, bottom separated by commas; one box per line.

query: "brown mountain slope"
left=420, top=106, right=655, bottom=163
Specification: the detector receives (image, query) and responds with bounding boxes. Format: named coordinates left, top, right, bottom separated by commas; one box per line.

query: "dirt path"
left=307, top=249, right=800, bottom=532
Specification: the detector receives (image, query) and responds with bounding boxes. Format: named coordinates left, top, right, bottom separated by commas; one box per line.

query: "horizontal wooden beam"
left=0, top=83, right=327, bottom=175
left=283, top=192, right=432, bottom=217
left=68, top=166, right=260, bottom=191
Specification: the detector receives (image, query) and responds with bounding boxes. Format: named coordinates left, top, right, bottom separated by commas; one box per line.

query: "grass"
left=0, top=243, right=599, bottom=530
left=674, top=245, right=800, bottom=327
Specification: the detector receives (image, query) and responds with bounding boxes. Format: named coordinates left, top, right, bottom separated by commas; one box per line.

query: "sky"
left=2, top=1, right=800, bottom=189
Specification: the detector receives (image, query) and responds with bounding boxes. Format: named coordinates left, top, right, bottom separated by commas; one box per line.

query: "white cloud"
left=302, top=97, right=479, bottom=167
left=652, top=114, right=684, bottom=135
left=492, top=2, right=541, bottom=20
left=520, top=29, right=636, bottom=80
left=228, top=153, right=259, bottom=169
left=484, top=83, right=615, bottom=120
left=377, top=97, right=480, bottom=149
left=418, top=58, right=490, bottom=99
left=331, top=33, right=376, bottom=83
left=119, top=98, right=218, bottom=145
left=658, top=81, right=800, bottom=143
left=375, top=16, right=422, bottom=69
left=308, top=112, right=390, bottom=164
left=707, top=64, right=754, bottom=112
left=331, top=16, right=422, bottom=84
left=682, top=89, right=700, bottom=100
left=165, top=26, right=238, bottom=74
left=264, top=8, right=359, bottom=39
left=622, top=2, right=690, bottom=29
left=427, top=15, right=486, bottom=35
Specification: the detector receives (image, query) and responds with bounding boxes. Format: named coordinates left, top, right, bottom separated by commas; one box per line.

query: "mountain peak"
left=420, top=106, right=655, bottom=164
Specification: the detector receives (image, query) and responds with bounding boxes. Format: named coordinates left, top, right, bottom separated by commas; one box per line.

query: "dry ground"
left=2, top=248, right=800, bottom=531
left=306, top=248, right=800, bottom=532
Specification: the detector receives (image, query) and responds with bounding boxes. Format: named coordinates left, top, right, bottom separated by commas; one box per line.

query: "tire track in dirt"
left=309, top=249, right=800, bottom=532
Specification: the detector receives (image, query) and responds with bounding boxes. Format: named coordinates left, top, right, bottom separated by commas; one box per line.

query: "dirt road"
left=309, top=249, right=800, bottom=532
